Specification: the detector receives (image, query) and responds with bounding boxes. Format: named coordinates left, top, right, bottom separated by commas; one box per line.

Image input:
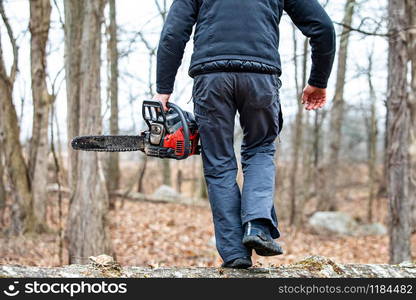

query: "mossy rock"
left=292, top=256, right=344, bottom=276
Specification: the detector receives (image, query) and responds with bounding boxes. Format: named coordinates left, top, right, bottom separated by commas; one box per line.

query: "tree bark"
left=405, top=0, right=416, bottom=231
left=106, top=0, right=120, bottom=208
left=320, top=0, right=356, bottom=211
left=137, top=155, right=148, bottom=193
left=158, top=2, right=171, bottom=188
left=199, top=163, right=208, bottom=199
left=387, top=0, right=412, bottom=264
left=0, top=2, right=36, bottom=234
left=29, top=0, right=52, bottom=230
left=64, top=0, right=83, bottom=192
left=162, top=158, right=172, bottom=186
left=366, top=55, right=378, bottom=223
left=0, top=148, right=5, bottom=212
left=65, top=0, right=112, bottom=264
left=289, top=36, right=307, bottom=226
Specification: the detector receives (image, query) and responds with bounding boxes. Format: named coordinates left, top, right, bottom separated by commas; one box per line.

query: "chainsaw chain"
left=71, top=135, right=145, bottom=153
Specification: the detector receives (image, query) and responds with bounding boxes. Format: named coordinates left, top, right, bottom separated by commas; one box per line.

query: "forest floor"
left=1, top=194, right=415, bottom=268
left=1, top=160, right=415, bottom=267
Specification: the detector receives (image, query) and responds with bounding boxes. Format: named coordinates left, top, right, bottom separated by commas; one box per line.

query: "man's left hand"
left=153, top=93, right=171, bottom=111
left=301, top=84, right=327, bottom=111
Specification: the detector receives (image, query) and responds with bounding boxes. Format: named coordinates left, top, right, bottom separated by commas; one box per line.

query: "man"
left=155, top=0, right=335, bottom=269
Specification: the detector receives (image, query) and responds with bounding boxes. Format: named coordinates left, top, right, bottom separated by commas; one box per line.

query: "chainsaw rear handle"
left=142, top=100, right=191, bottom=160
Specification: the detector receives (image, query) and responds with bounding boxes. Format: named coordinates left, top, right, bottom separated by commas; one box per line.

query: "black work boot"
left=242, top=221, right=283, bottom=256
left=221, top=257, right=252, bottom=269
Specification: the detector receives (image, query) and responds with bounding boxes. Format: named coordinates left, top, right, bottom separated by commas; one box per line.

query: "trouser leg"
left=192, top=73, right=251, bottom=262
left=235, top=73, right=283, bottom=239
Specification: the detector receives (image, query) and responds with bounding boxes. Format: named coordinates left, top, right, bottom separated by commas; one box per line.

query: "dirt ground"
left=1, top=195, right=415, bottom=268
left=1, top=159, right=414, bottom=267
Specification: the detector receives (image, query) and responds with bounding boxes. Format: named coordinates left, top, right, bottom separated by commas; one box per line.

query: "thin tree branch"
left=0, top=0, right=19, bottom=83
left=335, top=21, right=416, bottom=38
left=52, top=0, right=65, bottom=30
left=154, top=0, right=167, bottom=22
left=334, top=21, right=389, bottom=37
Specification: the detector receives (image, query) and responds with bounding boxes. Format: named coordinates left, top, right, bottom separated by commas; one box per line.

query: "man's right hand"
left=153, top=93, right=171, bottom=112
left=301, top=84, right=327, bottom=111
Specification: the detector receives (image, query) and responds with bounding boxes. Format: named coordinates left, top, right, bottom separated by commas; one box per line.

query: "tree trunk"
left=320, top=0, right=356, bottom=211
left=137, top=155, right=148, bottom=193
left=387, top=0, right=412, bottom=264
left=162, top=159, right=172, bottom=186
left=405, top=0, right=416, bottom=231
left=106, top=0, right=120, bottom=209
left=289, top=37, right=307, bottom=225
left=191, top=157, right=197, bottom=196
left=366, top=55, right=378, bottom=223
left=65, top=0, right=112, bottom=264
left=0, top=148, right=6, bottom=212
left=64, top=0, right=83, bottom=192
left=0, top=5, right=36, bottom=234
left=177, top=169, right=183, bottom=193
left=29, top=0, right=52, bottom=230
left=199, top=163, right=208, bottom=199
left=312, top=109, right=326, bottom=206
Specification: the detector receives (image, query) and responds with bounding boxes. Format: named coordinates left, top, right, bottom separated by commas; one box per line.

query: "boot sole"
left=221, top=262, right=252, bottom=269
left=242, top=236, right=283, bottom=257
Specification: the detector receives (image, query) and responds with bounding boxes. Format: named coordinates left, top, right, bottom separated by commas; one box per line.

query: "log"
left=1, top=256, right=415, bottom=278
left=110, top=190, right=208, bottom=207
left=46, top=184, right=208, bottom=207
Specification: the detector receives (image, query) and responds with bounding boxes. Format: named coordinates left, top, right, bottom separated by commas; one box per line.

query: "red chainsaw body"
left=163, top=126, right=200, bottom=157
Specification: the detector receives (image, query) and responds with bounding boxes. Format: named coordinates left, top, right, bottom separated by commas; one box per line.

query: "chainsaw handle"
left=142, top=100, right=168, bottom=131
left=167, top=102, right=191, bottom=160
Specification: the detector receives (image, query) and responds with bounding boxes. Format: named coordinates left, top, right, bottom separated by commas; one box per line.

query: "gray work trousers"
left=192, top=72, right=283, bottom=262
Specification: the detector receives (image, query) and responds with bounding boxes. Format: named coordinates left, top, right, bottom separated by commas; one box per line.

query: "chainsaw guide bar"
left=71, top=135, right=146, bottom=152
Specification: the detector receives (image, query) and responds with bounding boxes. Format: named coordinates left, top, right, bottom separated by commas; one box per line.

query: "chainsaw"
left=71, top=100, right=200, bottom=160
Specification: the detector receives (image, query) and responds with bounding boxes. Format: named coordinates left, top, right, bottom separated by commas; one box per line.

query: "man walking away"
left=154, top=0, right=336, bottom=269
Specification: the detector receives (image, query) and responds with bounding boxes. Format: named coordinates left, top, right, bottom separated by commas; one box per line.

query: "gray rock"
left=309, top=212, right=358, bottom=236
left=357, top=223, right=387, bottom=236
left=309, top=212, right=388, bottom=237
left=153, top=185, right=181, bottom=200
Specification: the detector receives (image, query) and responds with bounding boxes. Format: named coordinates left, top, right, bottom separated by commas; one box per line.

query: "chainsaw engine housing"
left=142, top=101, right=200, bottom=160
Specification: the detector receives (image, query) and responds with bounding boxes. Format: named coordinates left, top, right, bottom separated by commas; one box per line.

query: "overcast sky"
left=1, top=0, right=388, bottom=144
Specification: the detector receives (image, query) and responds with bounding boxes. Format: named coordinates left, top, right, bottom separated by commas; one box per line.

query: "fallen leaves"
left=0, top=195, right=415, bottom=268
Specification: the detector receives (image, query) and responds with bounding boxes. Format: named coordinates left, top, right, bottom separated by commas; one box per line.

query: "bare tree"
left=137, top=155, right=148, bottom=193
left=0, top=0, right=37, bottom=234
left=319, top=0, right=356, bottom=211
left=406, top=0, right=416, bottom=231
left=132, top=0, right=172, bottom=188
left=365, top=54, right=378, bottom=222
left=387, top=0, right=412, bottom=264
left=155, top=0, right=171, bottom=187
left=65, top=0, right=112, bottom=263
left=0, top=148, right=5, bottom=215
left=199, top=163, right=208, bottom=199
left=289, top=35, right=308, bottom=226
left=106, top=0, right=120, bottom=208
left=29, top=0, right=52, bottom=230
left=64, top=0, right=83, bottom=192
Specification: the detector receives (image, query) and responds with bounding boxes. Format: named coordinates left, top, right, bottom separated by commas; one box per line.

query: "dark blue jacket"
left=156, top=0, right=336, bottom=94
